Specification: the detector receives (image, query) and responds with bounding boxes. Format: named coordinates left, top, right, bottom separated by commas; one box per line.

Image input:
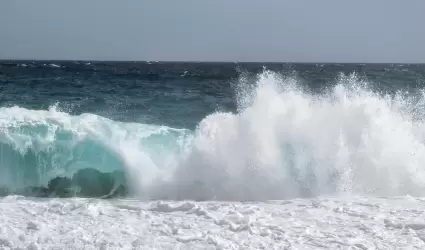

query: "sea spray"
left=153, top=71, right=425, bottom=200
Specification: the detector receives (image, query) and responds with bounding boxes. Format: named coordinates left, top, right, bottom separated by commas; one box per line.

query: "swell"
left=0, top=106, right=191, bottom=198
left=2, top=71, right=425, bottom=200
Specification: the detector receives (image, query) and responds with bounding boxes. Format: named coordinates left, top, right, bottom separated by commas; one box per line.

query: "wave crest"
left=0, top=106, right=191, bottom=197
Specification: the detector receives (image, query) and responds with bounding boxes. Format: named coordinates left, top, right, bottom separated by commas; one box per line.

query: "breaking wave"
left=2, top=71, right=425, bottom=200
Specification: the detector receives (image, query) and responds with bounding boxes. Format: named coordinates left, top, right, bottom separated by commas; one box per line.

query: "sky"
left=0, top=0, right=424, bottom=63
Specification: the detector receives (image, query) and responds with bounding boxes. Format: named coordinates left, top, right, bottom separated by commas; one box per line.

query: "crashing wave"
left=2, top=71, right=425, bottom=200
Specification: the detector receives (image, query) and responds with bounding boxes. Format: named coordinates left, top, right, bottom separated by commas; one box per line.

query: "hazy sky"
left=1, top=0, right=424, bottom=63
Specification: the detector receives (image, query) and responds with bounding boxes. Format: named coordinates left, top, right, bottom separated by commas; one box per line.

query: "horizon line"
left=0, top=58, right=424, bottom=65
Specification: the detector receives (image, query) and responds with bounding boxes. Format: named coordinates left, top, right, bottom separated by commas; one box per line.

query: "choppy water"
left=1, top=61, right=425, bottom=200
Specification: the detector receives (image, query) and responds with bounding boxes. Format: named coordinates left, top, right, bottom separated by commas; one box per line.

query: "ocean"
left=1, top=61, right=425, bottom=249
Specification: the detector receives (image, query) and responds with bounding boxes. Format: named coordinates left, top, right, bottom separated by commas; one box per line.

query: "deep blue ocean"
left=1, top=61, right=425, bottom=200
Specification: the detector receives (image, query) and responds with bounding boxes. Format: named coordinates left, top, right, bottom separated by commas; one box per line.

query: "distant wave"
left=2, top=70, right=425, bottom=200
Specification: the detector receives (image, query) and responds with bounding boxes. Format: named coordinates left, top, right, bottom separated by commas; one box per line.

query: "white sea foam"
left=1, top=196, right=425, bottom=249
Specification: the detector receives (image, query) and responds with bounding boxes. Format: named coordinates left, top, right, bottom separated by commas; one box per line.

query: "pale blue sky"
left=0, top=0, right=424, bottom=63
